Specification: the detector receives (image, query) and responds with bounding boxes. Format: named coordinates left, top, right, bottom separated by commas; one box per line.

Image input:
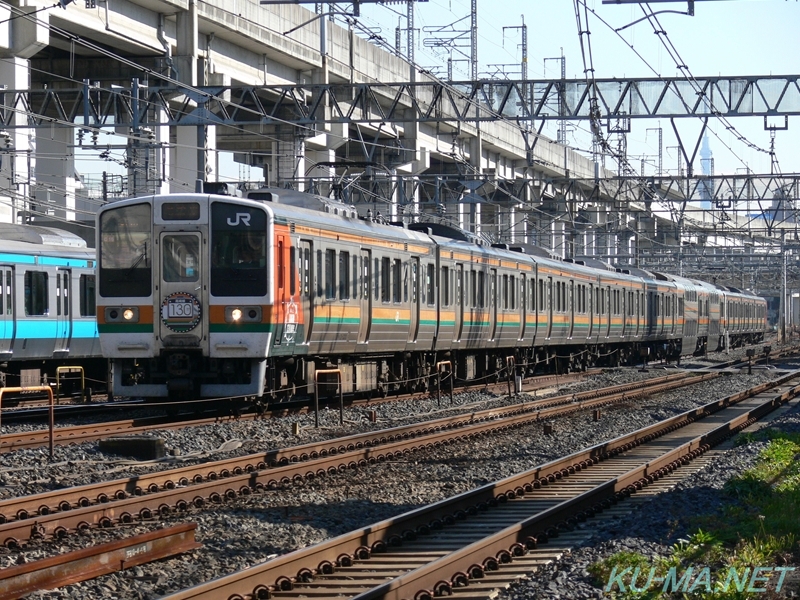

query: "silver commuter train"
left=0, top=222, right=102, bottom=391
left=96, top=189, right=767, bottom=400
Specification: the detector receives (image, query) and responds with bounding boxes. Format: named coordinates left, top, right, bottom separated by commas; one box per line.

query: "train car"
left=0, top=222, right=104, bottom=393
left=96, top=189, right=769, bottom=400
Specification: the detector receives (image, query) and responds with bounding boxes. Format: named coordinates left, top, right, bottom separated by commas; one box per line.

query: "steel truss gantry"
left=1, top=75, right=799, bottom=132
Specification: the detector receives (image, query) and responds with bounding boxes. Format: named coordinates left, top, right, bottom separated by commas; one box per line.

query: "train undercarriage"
left=116, top=328, right=765, bottom=403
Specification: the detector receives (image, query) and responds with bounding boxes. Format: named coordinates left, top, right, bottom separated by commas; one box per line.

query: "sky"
left=347, top=0, right=800, bottom=177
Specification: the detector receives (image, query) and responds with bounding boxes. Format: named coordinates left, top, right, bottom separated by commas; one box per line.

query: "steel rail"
left=0, top=372, right=712, bottom=529
left=0, top=372, right=594, bottom=451
left=157, top=372, right=800, bottom=600
left=0, top=524, right=201, bottom=600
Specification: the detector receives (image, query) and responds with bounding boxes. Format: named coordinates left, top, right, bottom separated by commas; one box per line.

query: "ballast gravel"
left=0, top=346, right=795, bottom=599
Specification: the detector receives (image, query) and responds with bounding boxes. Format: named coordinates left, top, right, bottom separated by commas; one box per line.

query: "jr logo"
left=227, top=213, right=251, bottom=227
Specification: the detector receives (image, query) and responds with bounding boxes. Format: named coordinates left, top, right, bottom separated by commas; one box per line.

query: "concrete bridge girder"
left=0, top=0, right=636, bottom=254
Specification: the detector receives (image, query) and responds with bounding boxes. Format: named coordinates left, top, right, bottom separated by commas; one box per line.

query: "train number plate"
left=161, top=292, right=202, bottom=333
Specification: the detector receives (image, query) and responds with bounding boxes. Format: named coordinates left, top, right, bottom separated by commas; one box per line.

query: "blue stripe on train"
left=0, top=254, right=90, bottom=268
left=9, top=319, right=99, bottom=339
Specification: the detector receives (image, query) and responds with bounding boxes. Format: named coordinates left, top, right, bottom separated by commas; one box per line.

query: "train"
left=0, top=222, right=104, bottom=396
left=95, top=188, right=767, bottom=400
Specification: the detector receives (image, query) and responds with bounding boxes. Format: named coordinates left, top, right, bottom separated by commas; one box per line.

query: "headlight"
left=105, top=307, right=139, bottom=323
left=225, top=306, right=262, bottom=323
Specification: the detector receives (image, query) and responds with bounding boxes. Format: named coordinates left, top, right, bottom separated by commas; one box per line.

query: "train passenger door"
left=546, top=277, right=553, bottom=339
left=55, top=269, right=72, bottom=355
left=489, top=269, right=498, bottom=341
left=357, top=249, right=371, bottom=344
left=588, top=284, right=594, bottom=339
left=454, top=265, right=464, bottom=342
left=299, top=240, right=314, bottom=343
left=0, top=267, right=13, bottom=357
left=519, top=274, right=526, bottom=340
left=409, top=259, right=421, bottom=343
left=565, top=281, right=577, bottom=339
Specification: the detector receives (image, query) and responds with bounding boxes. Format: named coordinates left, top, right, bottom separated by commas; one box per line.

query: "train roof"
left=0, top=223, right=88, bottom=248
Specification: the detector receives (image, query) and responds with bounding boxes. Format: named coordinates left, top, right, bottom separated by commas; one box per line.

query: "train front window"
left=99, top=203, right=152, bottom=297
left=163, top=235, right=200, bottom=283
left=211, top=203, right=268, bottom=297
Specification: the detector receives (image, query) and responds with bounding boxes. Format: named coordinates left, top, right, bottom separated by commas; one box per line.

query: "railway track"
left=0, top=371, right=593, bottom=452
left=0, top=371, right=717, bottom=548
left=157, top=371, right=800, bottom=600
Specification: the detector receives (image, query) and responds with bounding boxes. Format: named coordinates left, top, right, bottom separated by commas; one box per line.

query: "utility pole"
left=470, top=0, right=477, bottom=80
left=781, top=229, right=787, bottom=343
left=407, top=0, right=415, bottom=82
left=502, top=16, right=527, bottom=80
left=544, top=51, right=567, bottom=145
left=646, top=126, right=663, bottom=176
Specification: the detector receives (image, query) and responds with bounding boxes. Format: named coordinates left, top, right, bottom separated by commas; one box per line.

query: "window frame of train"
left=24, top=271, right=49, bottom=316
left=209, top=203, right=268, bottom=297
left=99, top=202, right=152, bottom=298
left=79, top=274, right=96, bottom=317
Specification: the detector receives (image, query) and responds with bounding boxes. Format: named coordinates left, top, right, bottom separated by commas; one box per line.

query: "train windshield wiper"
left=125, top=243, right=148, bottom=275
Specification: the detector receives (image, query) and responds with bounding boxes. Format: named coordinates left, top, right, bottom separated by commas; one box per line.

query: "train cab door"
left=0, top=267, right=13, bottom=358
left=54, top=269, right=72, bottom=356
left=299, top=240, right=314, bottom=343
left=158, top=232, right=206, bottom=348
left=357, top=249, right=371, bottom=344
left=454, top=265, right=464, bottom=342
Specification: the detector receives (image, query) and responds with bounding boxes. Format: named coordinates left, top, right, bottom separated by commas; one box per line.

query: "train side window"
left=316, top=250, right=323, bottom=299
left=80, top=275, right=96, bottom=317
left=477, top=271, right=485, bottom=309
left=555, top=281, right=561, bottom=313
left=392, top=259, right=401, bottom=303
left=442, top=266, right=450, bottom=307
left=340, top=252, right=350, bottom=300
left=373, top=258, right=379, bottom=300
left=470, top=270, right=477, bottom=308
left=56, top=275, right=61, bottom=316
left=538, top=279, right=544, bottom=311
left=426, top=264, right=435, bottom=306
left=403, top=262, right=409, bottom=303
left=24, top=271, right=48, bottom=316
left=63, top=273, right=69, bottom=316
left=325, top=249, right=336, bottom=300
left=277, top=241, right=284, bottom=290
left=502, top=275, right=508, bottom=310
left=530, top=279, right=536, bottom=312
left=290, top=249, right=296, bottom=296
left=510, top=276, right=516, bottom=310
left=353, top=255, right=359, bottom=300
left=381, top=257, right=390, bottom=303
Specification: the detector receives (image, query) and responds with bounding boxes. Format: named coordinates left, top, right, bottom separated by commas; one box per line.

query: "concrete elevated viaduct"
left=0, top=0, right=706, bottom=261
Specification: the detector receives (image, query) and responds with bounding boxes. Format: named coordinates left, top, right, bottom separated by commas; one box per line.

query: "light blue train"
left=0, top=222, right=104, bottom=396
